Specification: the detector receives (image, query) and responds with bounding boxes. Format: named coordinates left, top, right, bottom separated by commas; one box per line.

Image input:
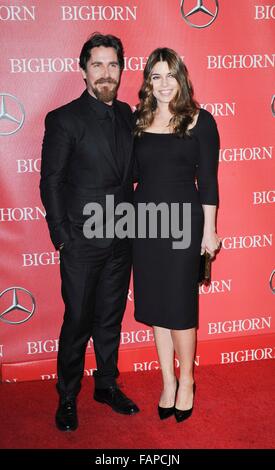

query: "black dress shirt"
left=87, top=93, right=123, bottom=177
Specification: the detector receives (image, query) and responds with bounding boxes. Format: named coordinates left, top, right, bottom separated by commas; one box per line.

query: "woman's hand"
left=201, top=231, right=221, bottom=258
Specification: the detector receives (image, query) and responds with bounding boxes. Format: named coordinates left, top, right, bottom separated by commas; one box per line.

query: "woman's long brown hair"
left=135, top=48, right=199, bottom=137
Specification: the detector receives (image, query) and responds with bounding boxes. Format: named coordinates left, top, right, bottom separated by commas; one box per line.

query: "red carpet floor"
left=0, top=360, right=274, bottom=449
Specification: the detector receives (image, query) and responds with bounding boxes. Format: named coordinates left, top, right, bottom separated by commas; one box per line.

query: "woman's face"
left=150, top=61, right=179, bottom=105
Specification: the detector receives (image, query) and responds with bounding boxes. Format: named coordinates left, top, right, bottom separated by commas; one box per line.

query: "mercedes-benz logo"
left=269, top=270, right=275, bottom=294
left=181, top=0, right=219, bottom=28
left=271, top=95, right=275, bottom=117
left=0, top=93, right=25, bottom=136
left=0, top=287, right=36, bottom=324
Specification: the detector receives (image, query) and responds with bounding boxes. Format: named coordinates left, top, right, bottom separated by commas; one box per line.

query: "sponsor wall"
left=0, top=0, right=274, bottom=382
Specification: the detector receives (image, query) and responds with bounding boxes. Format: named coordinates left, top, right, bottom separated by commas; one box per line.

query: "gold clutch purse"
left=198, top=252, right=212, bottom=284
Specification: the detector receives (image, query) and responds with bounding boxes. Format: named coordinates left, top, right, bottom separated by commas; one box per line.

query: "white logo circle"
left=269, top=270, right=275, bottom=294
left=181, top=0, right=219, bottom=29
left=271, top=95, right=275, bottom=117
left=0, top=93, right=25, bottom=136
left=0, top=287, right=36, bottom=324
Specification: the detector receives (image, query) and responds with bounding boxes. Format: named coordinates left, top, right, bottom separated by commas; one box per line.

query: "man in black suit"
left=40, top=33, right=139, bottom=431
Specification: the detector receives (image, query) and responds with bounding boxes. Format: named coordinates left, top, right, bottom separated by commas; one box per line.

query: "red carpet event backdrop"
left=0, top=0, right=275, bottom=382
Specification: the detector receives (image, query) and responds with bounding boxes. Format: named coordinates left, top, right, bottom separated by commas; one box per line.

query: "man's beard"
left=92, top=78, right=119, bottom=103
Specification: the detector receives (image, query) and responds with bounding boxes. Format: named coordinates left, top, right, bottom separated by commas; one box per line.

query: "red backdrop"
left=1, top=0, right=275, bottom=382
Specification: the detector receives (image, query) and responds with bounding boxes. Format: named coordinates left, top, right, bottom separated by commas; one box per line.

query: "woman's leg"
left=153, top=326, right=177, bottom=407
left=171, top=327, right=196, bottom=410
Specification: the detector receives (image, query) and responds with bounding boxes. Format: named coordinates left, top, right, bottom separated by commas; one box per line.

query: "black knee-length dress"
left=133, top=108, right=219, bottom=330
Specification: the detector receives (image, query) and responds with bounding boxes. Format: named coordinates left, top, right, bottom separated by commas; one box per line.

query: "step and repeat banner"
left=1, top=0, right=275, bottom=382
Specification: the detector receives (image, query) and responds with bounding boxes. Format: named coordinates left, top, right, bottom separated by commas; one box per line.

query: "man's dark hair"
left=79, top=32, right=124, bottom=71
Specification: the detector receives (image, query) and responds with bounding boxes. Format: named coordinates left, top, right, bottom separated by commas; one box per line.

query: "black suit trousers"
left=57, top=236, right=131, bottom=398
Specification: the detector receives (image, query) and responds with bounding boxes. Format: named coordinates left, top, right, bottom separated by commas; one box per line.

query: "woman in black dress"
left=133, top=48, right=221, bottom=422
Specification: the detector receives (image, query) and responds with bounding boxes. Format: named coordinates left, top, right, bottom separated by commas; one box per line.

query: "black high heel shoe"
left=175, top=383, right=196, bottom=423
left=158, top=379, right=179, bottom=420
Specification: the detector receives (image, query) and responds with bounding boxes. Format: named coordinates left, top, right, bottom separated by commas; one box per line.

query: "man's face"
left=81, top=46, right=121, bottom=104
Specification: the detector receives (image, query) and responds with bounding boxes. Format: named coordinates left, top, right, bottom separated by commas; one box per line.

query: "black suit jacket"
left=40, top=90, right=134, bottom=249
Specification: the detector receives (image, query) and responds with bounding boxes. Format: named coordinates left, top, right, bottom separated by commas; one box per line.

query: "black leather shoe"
left=94, top=386, right=140, bottom=415
left=158, top=379, right=179, bottom=420
left=175, top=383, right=196, bottom=423
left=55, top=398, right=78, bottom=431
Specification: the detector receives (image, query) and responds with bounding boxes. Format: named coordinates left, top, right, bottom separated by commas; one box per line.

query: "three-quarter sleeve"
left=196, top=109, right=220, bottom=205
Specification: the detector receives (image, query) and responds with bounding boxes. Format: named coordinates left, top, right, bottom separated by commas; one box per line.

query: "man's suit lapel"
left=115, top=102, right=134, bottom=183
